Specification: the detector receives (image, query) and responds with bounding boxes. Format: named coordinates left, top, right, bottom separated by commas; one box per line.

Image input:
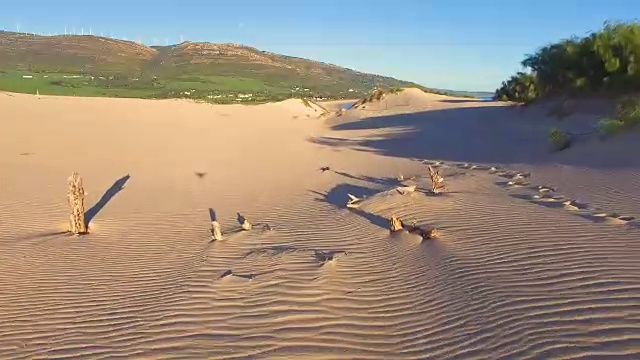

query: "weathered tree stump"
left=211, top=221, right=223, bottom=241
left=68, top=172, right=87, bottom=234
left=390, top=215, right=404, bottom=232
left=428, top=166, right=446, bottom=194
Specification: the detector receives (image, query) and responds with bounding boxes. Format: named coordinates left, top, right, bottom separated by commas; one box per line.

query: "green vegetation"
left=597, top=96, right=640, bottom=137
left=495, top=21, right=640, bottom=103
left=494, top=72, right=538, bottom=103
left=0, top=31, right=434, bottom=103
left=549, top=129, right=571, bottom=151
left=616, top=96, right=640, bottom=126
left=597, top=118, right=626, bottom=137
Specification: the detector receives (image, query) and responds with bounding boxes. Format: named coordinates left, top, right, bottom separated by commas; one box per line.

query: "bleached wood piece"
left=211, top=221, right=223, bottom=241
left=346, top=193, right=363, bottom=208
left=390, top=215, right=403, bottom=232
left=241, top=219, right=252, bottom=231
left=396, top=185, right=416, bottom=195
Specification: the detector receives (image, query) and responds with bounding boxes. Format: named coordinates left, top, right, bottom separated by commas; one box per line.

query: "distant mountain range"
left=0, top=31, right=487, bottom=101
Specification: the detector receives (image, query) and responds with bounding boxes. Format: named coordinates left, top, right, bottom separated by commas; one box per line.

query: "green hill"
left=0, top=31, right=430, bottom=102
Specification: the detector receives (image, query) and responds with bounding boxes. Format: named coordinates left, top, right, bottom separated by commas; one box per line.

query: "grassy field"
left=0, top=70, right=153, bottom=97
left=0, top=70, right=299, bottom=102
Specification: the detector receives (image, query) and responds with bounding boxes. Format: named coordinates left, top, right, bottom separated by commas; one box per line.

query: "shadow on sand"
left=208, top=208, right=218, bottom=222
left=312, top=105, right=639, bottom=169
left=310, top=183, right=389, bottom=229
left=85, top=174, right=131, bottom=225
left=332, top=170, right=400, bottom=187
left=440, top=99, right=491, bottom=104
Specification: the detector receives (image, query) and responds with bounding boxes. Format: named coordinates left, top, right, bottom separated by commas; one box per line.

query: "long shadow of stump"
left=85, top=174, right=131, bottom=226
left=310, top=183, right=389, bottom=229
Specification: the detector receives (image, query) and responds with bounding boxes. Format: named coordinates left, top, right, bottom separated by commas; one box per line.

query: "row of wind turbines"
left=8, top=23, right=186, bottom=45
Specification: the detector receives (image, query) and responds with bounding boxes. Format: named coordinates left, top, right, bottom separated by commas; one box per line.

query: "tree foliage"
left=494, top=72, right=538, bottom=103
left=495, top=21, right=640, bottom=102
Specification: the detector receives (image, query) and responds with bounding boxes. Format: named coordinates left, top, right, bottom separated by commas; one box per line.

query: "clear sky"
left=1, top=0, right=637, bottom=91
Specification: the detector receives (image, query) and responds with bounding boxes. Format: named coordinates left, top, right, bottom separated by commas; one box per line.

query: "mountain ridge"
left=0, top=31, right=436, bottom=101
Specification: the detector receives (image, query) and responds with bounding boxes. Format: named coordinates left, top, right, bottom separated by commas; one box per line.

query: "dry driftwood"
left=211, top=221, right=223, bottom=241
left=405, top=222, right=439, bottom=240
left=389, top=215, right=438, bottom=240
left=398, top=174, right=418, bottom=183
left=396, top=185, right=416, bottom=195
left=346, top=193, right=364, bottom=208
left=68, top=172, right=87, bottom=234
left=241, top=218, right=252, bottom=231
left=390, top=215, right=404, bottom=232
left=428, top=166, right=446, bottom=194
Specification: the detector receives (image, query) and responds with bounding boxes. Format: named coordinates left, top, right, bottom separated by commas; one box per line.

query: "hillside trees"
left=495, top=21, right=640, bottom=102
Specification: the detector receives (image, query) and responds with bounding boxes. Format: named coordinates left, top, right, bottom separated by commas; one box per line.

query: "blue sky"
left=1, top=1, right=637, bottom=91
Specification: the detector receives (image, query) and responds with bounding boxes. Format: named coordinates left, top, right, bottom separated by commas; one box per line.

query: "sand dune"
left=1, top=90, right=640, bottom=359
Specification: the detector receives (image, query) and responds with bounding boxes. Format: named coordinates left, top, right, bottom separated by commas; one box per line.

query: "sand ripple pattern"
left=1, top=165, right=640, bottom=358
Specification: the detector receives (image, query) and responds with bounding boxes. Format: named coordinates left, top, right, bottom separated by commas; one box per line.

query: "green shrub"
left=597, top=118, right=626, bottom=137
left=549, top=129, right=571, bottom=151
left=496, top=21, right=640, bottom=103
left=494, top=72, right=538, bottom=103
left=596, top=97, right=640, bottom=138
left=617, top=97, right=640, bottom=127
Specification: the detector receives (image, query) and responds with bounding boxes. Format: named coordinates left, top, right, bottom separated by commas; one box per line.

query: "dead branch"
left=428, top=166, right=446, bottom=194
left=405, top=222, right=439, bottom=240
left=390, top=215, right=404, bottom=232
left=396, top=185, right=416, bottom=195
left=346, top=193, right=364, bottom=208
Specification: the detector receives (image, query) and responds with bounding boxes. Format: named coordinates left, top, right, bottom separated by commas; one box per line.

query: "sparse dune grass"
left=597, top=118, right=626, bottom=137
left=546, top=98, right=574, bottom=119
left=549, top=129, right=571, bottom=151
left=597, top=96, right=640, bottom=137
left=300, top=96, right=314, bottom=109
